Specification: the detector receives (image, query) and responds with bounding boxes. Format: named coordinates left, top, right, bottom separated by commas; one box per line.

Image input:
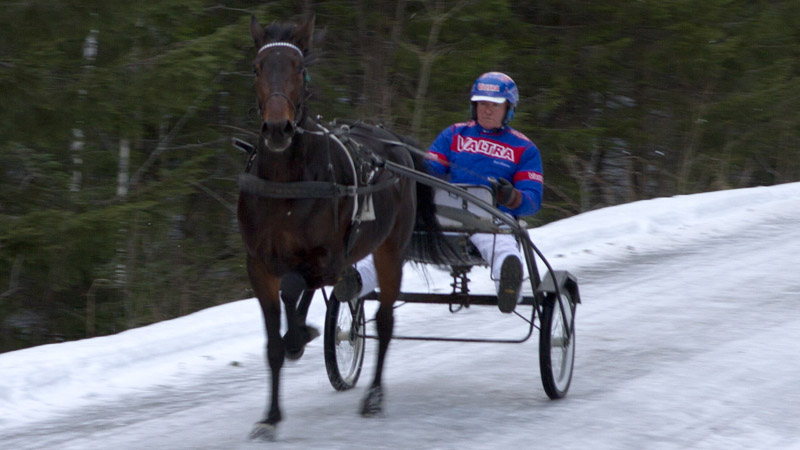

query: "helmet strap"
left=503, top=106, right=515, bottom=125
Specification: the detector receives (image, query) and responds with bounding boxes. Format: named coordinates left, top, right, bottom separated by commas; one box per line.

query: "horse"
left=238, top=15, right=459, bottom=440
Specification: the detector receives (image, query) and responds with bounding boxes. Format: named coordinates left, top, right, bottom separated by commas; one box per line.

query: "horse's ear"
left=294, top=14, right=315, bottom=53
left=250, top=15, right=265, bottom=47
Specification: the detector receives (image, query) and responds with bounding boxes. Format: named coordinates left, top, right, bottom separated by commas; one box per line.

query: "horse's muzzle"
left=261, top=119, right=296, bottom=152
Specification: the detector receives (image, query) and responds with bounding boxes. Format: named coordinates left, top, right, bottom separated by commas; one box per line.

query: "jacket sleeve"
left=502, top=143, right=543, bottom=217
left=424, top=126, right=453, bottom=178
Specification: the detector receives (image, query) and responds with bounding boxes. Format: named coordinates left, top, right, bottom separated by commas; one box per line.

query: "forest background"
left=1, top=0, right=798, bottom=352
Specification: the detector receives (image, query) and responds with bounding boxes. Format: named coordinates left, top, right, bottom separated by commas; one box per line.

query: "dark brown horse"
left=239, top=15, right=457, bottom=440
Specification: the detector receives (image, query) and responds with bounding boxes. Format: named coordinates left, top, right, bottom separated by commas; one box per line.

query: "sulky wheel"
left=324, top=294, right=366, bottom=391
left=539, top=289, right=576, bottom=399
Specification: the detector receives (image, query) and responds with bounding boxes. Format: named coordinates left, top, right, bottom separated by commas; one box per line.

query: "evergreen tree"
left=1, top=1, right=798, bottom=352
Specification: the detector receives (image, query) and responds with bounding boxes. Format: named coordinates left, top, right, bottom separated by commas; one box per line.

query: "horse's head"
left=250, top=16, right=315, bottom=153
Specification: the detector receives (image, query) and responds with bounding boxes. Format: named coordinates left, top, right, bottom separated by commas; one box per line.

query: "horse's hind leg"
left=295, top=288, right=320, bottom=346
left=360, top=296, right=393, bottom=416
left=280, top=272, right=319, bottom=360
left=360, top=249, right=402, bottom=417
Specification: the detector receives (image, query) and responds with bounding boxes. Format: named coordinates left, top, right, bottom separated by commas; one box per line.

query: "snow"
left=2, top=182, right=799, bottom=449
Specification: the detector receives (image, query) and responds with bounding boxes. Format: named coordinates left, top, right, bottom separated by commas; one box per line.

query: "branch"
left=189, top=181, right=236, bottom=214
left=204, top=5, right=253, bottom=13
left=2, top=254, right=24, bottom=298
left=155, top=137, right=229, bottom=151
left=0, top=287, right=22, bottom=298
left=128, top=72, right=223, bottom=189
left=544, top=182, right=581, bottom=212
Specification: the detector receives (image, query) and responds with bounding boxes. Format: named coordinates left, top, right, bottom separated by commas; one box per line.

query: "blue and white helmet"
left=470, top=72, right=519, bottom=125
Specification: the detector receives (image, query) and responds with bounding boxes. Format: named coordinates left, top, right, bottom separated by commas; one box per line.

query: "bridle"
left=255, top=42, right=309, bottom=129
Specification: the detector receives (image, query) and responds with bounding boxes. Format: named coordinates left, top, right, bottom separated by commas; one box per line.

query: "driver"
left=335, top=72, right=543, bottom=313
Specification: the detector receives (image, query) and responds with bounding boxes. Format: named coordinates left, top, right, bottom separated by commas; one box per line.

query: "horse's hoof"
left=285, top=346, right=305, bottom=361
left=360, top=386, right=384, bottom=417
left=249, top=422, right=277, bottom=441
left=284, top=326, right=320, bottom=361
left=306, top=325, right=320, bottom=341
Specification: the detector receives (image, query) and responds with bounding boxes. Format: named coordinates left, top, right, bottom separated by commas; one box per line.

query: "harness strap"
left=239, top=120, right=400, bottom=259
left=311, top=121, right=361, bottom=222
left=257, top=42, right=304, bottom=57
left=238, top=173, right=396, bottom=199
left=255, top=41, right=308, bottom=129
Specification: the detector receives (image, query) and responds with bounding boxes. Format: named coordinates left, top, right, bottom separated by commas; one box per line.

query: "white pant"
left=352, top=233, right=523, bottom=298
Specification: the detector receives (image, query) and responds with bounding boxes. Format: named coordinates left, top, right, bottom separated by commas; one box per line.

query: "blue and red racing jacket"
left=426, top=120, right=543, bottom=216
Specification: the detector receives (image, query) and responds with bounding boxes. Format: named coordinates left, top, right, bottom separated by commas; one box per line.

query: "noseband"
left=256, top=42, right=308, bottom=128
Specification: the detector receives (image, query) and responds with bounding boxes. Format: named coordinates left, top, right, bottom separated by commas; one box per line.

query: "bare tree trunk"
left=379, top=0, right=408, bottom=124
left=355, top=0, right=404, bottom=125
left=677, top=87, right=711, bottom=194
left=117, top=138, right=130, bottom=197
left=69, top=129, right=84, bottom=192
left=122, top=209, right=140, bottom=328
left=410, top=0, right=475, bottom=136
left=1, top=254, right=24, bottom=299
left=677, top=117, right=699, bottom=194
left=114, top=137, right=133, bottom=329
left=70, top=29, right=98, bottom=193
left=179, top=264, right=191, bottom=316
left=86, top=279, right=111, bottom=337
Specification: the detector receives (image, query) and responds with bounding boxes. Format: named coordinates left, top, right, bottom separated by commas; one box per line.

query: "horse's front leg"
left=246, top=259, right=284, bottom=441
left=280, top=272, right=319, bottom=360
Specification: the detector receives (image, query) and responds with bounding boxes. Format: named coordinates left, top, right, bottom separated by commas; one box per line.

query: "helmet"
left=470, top=72, right=518, bottom=125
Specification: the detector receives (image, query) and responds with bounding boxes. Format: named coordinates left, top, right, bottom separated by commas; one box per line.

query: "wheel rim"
left=334, top=300, right=364, bottom=382
left=550, top=293, right=575, bottom=392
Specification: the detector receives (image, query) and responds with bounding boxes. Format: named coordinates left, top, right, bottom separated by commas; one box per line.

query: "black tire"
left=324, top=294, right=366, bottom=391
left=539, top=290, right=576, bottom=399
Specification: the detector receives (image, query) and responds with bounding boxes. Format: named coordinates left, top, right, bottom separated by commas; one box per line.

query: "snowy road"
left=2, top=183, right=799, bottom=449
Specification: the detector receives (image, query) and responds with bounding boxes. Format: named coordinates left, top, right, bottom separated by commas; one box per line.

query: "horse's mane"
left=263, top=23, right=294, bottom=41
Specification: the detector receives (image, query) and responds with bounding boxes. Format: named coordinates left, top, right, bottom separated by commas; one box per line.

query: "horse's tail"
left=407, top=149, right=464, bottom=266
